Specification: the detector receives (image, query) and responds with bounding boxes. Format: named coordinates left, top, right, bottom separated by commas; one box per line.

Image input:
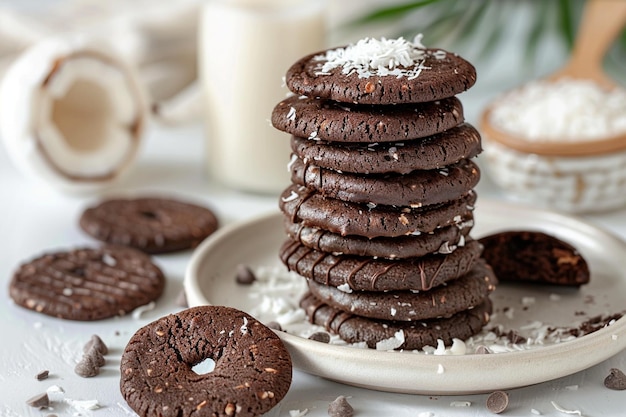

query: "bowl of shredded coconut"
left=481, top=78, right=626, bottom=213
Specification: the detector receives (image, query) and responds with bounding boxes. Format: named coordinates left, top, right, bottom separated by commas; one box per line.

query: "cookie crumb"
left=604, top=368, right=626, bottom=390
left=36, top=370, right=49, bottom=380
left=308, top=332, right=331, bottom=343
left=84, top=334, right=108, bottom=355
left=328, top=395, right=354, bottom=417
left=26, top=392, right=49, bottom=408
left=486, top=391, right=509, bottom=414
left=235, top=264, right=257, bottom=285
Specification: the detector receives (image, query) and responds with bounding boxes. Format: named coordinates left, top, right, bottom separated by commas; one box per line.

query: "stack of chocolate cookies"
left=271, top=37, right=496, bottom=350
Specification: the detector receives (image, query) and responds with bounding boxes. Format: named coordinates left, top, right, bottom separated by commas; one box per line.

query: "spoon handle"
left=558, top=0, right=626, bottom=87
left=573, top=0, right=626, bottom=61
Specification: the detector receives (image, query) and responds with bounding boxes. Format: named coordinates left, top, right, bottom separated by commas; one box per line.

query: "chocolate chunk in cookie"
left=300, top=292, right=492, bottom=350
left=286, top=40, right=476, bottom=104
left=280, top=238, right=482, bottom=292
left=9, top=245, right=165, bottom=321
left=272, top=95, right=464, bottom=143
left=290, top=157, right=480, bottom=207
left=80, top=197, right=218, bottom=254
left=479, top=230, right=589, bottom=286
left=308, top=259, right=496, bottom=321
left=120, top=306, right=292, bottom=417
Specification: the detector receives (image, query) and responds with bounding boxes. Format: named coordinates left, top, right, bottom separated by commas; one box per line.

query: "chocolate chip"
left=75, top=355, right=100, bottom=378
left=328, top=396, right=354, bottom=417
left=486, top=391, right=509, bottom=414
left=83, top=334, right=108, bottom=355
left=36, top=370, right=49, bottom=380
left=308, top=332, right=331, bottom=343
left=85, top=345, right=106, bottom=367
left=475, top=345, right=490, bottom=354
left=604, top=368, right=626, bottom=390
left=235, top=264, right=256, bottom=285
left=267, top=321, right=283, bottom=331
left=26, top=392, right=49, bottom=408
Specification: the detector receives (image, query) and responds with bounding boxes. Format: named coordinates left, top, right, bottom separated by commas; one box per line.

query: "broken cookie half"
left=0, top=36, right=148, bottom=193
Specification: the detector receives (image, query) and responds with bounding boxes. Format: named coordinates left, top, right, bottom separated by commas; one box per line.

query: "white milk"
left=199, top=0, right=326, bottom=194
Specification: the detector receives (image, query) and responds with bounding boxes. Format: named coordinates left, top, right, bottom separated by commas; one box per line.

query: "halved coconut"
left=0, top=37, right=147, bottom=193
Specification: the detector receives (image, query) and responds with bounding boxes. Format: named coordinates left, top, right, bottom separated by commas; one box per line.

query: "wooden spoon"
left=480, top=0, right=626, bottom=157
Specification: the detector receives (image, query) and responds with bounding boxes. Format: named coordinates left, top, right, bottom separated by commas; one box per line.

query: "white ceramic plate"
left=185, top=200, right=626, bottom=394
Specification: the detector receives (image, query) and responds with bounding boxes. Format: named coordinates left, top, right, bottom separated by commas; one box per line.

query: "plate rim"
left=184, top=199, right=626, bottom=394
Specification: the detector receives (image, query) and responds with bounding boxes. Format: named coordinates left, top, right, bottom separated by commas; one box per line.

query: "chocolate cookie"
left=285, top=219, right=471, bottom=259
left=80, top=197, right=218, bottom=254
left=272, top=95, right=464, bottom=143
left=289, top=123, right=481, bottom=175
left=291, top=157, right=480, bottom=207
left=300, top=292, right=492, bottom=350
left=9, top=245, right=165, bottom=321
left=120, top=306, right=292, bottom=417
left=479, top=230, right=590, bottom=286
left=307, top=259, right=496, bottom=321
left=280, top=185, right=476, bottom=238
left=280, top=238, right=482, bottom=291
left=286, top=45, right=476, bottom=104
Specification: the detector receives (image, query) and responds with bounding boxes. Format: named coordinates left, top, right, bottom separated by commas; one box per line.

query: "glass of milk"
left=199, top=0, right=326, bottom=194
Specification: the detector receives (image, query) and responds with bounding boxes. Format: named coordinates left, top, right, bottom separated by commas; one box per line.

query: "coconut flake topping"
left=314, top=35, right=431, bottom=80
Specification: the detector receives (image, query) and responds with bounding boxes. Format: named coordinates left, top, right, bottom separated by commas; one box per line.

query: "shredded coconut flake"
left=551, top=401, right=583, bottom=416
left=376, top=330, right=405, bottom=350
left=490, top=78, right=626, bottom=141
left=313, top=35, right=430, bottom=80
left=132, top=301, right=156, bottom=319
left=337, top=283, right=353, bottom=293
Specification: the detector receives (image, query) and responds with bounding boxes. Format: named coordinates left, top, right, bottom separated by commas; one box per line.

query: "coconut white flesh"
left=0, top=38, right=146, bottom=193
left=36, top=57, right=137, bottom=177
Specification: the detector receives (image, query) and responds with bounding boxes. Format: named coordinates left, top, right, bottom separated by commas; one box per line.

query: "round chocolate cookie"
left=272, top=95, right=464, bottom=143
left=280, top=185, right=476, bottom=238
left=307, top=259, right=497, bottom=321
left=286, top=47, right=476, bottom=105
left=9, top=245, right=165, bottom=321
left=280, top=238, right=482, bottom=292
left=300, top=292, right=492, bottom=350
left=80, top=197, right=218, bottom=254
left=120, top=306, right=292, bottom=417
left=285, top=219, right=471, bottom=259
left=479, top=230, right=590, bottom=286
left=290, top=157, right=480, bottom=207
left=290, top=123, right=481, bottom=174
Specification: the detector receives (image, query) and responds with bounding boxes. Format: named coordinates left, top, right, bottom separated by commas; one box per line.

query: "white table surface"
left=1, top=3, right=626, bottom=413
left=1, top=112, right=626, bottom=416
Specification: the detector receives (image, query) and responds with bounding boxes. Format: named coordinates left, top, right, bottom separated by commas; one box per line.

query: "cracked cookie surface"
left=120, top=306, right=292, bottom=417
